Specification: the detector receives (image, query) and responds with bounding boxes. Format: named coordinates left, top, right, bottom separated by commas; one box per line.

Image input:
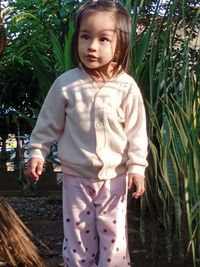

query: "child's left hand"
left=128, top=173, right=145, bottom=199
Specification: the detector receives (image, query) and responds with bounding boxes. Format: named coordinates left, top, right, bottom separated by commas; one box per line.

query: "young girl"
left=27, top=1, right=148, bottom=266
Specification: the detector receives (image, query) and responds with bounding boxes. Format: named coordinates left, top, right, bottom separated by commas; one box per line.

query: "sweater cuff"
left=127, top=165, right=146, bottom=177
left=29, top=148, right=48, bottom=161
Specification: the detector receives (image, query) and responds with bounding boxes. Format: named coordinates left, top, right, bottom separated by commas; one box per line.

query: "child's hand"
left=128, top=173, right=145, bottom=199
left=26, top=158, right=44, bottom=182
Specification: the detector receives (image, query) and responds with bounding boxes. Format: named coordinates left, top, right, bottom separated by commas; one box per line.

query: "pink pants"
left=62, top=173, right=131, bottom=267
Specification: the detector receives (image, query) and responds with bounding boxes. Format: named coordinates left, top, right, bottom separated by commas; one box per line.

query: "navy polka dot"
left=73, top=249, right=77, bottom=253
left=111, top=239, right=115, bottom=243
left=103, top=229, right=107, bottom=232
left=86, top=211, right=91, bottom=215
left=85, top=230, right=90, bottom=234
left=66, top=218, right=70, bottom=222
left=107, top=258, right=111, bottom=262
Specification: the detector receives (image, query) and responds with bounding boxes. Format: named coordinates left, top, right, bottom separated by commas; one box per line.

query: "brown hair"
left=72, top=0, right=131, bottom=72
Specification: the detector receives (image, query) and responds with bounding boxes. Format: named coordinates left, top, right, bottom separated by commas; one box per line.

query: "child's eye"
left=100, top=37, right=110, bottom=43
left=81, top=34, right=89, bottom=40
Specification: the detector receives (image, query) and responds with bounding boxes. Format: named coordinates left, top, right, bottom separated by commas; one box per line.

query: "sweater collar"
left=78, top=63, right=124, bottom=91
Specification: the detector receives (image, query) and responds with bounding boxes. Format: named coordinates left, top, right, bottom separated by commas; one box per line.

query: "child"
left=27, top=0, right=148, bottom=266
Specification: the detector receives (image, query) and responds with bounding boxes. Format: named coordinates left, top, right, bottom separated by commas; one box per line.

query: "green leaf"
left=50, top=30, right=65, bottom=70
left=64, top=16, right=74, bottom=71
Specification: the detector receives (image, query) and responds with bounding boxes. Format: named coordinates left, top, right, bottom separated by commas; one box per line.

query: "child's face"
left=78, top=11, right=118, bottom=71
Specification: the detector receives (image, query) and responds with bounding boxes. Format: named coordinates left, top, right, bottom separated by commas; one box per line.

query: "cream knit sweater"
left=29, top=66, right=148, bottom=179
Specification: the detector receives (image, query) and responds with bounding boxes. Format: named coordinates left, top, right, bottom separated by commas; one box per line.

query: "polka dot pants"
left=62, top=173, right=131, bottom=267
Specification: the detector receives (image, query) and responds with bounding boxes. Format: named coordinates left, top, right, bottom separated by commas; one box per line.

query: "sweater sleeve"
left=123, top=82, right=148, bottom=177
left=29, top=77, right=67, bottom=161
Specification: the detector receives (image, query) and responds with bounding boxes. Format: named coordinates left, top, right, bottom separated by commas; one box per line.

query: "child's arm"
left=26, top=157, right=44, bottom=182
left=27, top=77, right=67, bottom=180
left=128, top=173, right=145, bottom=199
left=123, top=82, right=148, bottom=197
left=124, top=84, right=148, bottom=178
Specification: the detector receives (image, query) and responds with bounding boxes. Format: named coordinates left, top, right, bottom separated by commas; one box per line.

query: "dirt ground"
left=2, top=195, right=193, bottom=267
left=28, top=219, right=193, bottom=267
left=26, top=203, right=192, bottom=267
left=27, top=218, right=152, bottom=267
left=27, top=220, right=63, bottom=267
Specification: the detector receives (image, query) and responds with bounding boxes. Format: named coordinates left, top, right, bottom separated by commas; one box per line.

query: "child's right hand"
left=26, top=158, right=44, bottom=182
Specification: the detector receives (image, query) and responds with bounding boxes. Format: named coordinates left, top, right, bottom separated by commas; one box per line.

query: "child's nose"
left=88, top=39, right=98, bottom=51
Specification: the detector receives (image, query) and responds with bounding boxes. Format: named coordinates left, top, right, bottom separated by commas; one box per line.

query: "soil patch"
left=3, top=196, right=193, bottom=267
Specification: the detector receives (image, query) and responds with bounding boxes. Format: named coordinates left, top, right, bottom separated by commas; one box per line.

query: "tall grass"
left=126, top=0, right=200, bottom=265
